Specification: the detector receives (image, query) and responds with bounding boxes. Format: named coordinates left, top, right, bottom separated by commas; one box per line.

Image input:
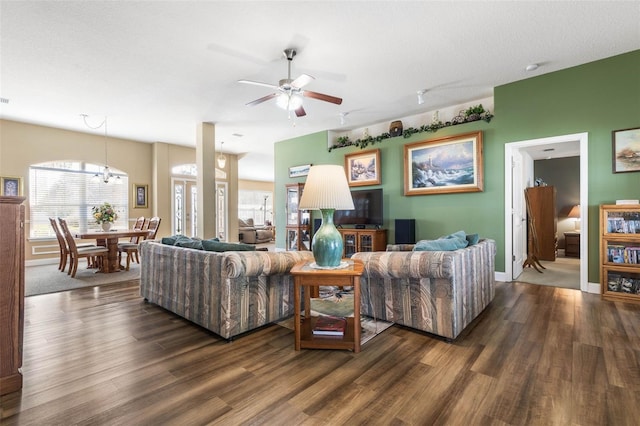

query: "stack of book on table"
left=312, top=315, right=347, bottom=336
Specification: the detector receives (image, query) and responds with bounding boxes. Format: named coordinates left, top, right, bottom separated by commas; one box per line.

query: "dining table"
left=74, top=229, right=150, bottom=273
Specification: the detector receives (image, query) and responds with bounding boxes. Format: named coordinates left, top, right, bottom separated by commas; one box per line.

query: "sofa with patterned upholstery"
left=139, top=240, right=314, bottom=340
left=352, top=238, right=496, bottom=340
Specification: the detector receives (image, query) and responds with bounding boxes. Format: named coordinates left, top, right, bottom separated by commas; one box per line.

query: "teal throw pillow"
left=161, top=234, right=183, bottom=245
left=201, top=240, right=256, bottom=252
left=174, top=239, right=203, bottom=250
left=466, top=233, right=480, bottom=245
left=414, top=239, right=463, bottom=251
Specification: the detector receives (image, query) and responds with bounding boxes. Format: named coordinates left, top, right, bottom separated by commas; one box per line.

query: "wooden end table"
left=291, top=259, right=364, bottom=353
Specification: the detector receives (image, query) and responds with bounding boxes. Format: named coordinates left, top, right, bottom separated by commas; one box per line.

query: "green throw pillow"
left=201, top=240, right=256, bottom=252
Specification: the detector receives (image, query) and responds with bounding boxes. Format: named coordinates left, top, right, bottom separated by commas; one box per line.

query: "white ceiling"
left=1, top=1, right=639, bottom=181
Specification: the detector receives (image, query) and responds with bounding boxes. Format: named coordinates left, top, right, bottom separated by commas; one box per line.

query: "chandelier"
left=82, top=114, right=122, bottom=184
left=217, top=141, right=227, bottom=169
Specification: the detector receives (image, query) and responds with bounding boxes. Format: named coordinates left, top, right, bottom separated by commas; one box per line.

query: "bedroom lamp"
left=299, top=164, right=355, bottom=268
left=568, top=204, right=581, bottom=230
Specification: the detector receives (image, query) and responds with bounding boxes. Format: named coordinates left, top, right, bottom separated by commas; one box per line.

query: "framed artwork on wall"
left=612, top=127, right=640, bottom=173
left=289, top=164, right=311, bottom=178
left=345, top=149, right=381, bottom=187
left=0, top=176, right=23, bottom=196
left=404, top=131, right=484, bottom=196
left=133, top=184, right=149, bottom=208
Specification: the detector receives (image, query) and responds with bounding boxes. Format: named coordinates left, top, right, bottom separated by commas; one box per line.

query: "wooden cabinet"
left=600, top=204, right=640, bottom=302
left=564, top=231, right=580, bottom=258
left=525, top=186, right=557, bottom=261
left=0, top=196, right=26, bottom=395
left=339, top=228, right=387, bottom=258
left=285, top=183, right=311, bottom=251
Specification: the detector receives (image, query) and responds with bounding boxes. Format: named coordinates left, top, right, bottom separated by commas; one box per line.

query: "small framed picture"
left=612, top=127, right=640, bottom=173
left=0, top=176, right=23, bottom=196
left=404, top=131, right=484, bottom=196
left=289, top=164, right=311, bottom=178
left=345, top=149, right=381, bottom=187
left=133, top=184, right=149, bottom=208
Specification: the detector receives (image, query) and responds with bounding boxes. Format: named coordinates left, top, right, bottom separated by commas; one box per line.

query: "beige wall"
left=0, top=119, right=273, bottom=262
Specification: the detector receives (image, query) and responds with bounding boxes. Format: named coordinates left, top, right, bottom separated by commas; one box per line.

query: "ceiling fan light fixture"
left=417, top=89, right=427, bottom=105
left=276, top=92, right=303, bottom=111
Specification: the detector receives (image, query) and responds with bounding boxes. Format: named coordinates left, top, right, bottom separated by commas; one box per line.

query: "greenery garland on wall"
left=328, top=104, right=494, bottom=151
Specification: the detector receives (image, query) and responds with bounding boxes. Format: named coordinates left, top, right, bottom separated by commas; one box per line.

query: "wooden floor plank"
left=2, top=279, right=640, bottom=425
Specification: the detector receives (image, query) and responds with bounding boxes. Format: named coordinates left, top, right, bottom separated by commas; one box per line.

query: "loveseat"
left=238, top=218, right=273, bottom=244
left=139, top=240, right=313, bottom=340
left=352, top=238, right=496, bottom=340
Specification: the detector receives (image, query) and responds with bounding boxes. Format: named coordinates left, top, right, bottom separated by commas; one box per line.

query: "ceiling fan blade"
left=238, top=79, right=279, bottom=89
left=294, top=106, right=306, bottom=117
left=290, top=74, right=315, bottom=89
left=246, top=93, right=278, bottom=106
left=303, top=90, right=343, bottom=105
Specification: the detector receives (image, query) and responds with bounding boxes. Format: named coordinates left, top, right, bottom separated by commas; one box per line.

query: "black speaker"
left=395, top=219, right=416, bottom=244
left=313, top=218, right=322, bottom=234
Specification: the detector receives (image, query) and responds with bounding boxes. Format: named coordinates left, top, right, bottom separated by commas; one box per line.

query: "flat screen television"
left=334, top=188, right=383, bottom=227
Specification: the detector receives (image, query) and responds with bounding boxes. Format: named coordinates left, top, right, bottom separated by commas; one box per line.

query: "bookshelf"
left=600, top=204, right=640, bottom=302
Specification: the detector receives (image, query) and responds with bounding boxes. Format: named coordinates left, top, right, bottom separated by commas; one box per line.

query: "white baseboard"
left=26, top=258, right=59, bottom=267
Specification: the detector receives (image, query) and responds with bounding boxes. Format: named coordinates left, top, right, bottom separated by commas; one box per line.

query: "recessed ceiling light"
left=232, top=133, right=243, bottom=138
left=525, top=64, right=539, bottom=72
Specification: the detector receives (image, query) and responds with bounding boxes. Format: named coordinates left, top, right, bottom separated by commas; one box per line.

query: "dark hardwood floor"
left=1, top=279, right=639, bottom=425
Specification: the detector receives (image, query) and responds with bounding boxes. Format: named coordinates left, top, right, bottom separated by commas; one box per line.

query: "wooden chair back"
left=146, top=217, right=161, bottom=240
left=49, top=217, right=68, bottom=271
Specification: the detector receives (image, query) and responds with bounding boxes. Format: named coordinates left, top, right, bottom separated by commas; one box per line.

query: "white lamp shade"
left=299, top=165, right=355, bottom=211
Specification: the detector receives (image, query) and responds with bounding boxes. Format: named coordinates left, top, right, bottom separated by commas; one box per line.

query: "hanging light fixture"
left=83, top=114, right=121, bottom=184
left=217, top=141, right=227, bottom=169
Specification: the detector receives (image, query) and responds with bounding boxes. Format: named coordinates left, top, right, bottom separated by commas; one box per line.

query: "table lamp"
left=299, top=164, right=355, bottom=268
left=568, top=204, right=581, bottom=231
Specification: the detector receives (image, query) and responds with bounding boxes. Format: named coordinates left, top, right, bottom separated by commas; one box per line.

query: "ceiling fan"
left=238, top=48, right=342, bottom=118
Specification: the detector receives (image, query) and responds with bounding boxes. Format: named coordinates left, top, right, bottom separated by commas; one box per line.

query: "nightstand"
left=564, top=231, right=580, bottom=258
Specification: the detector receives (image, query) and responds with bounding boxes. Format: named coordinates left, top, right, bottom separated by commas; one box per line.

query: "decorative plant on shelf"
left=329, top=104, right=493, bottom=151
left=92, top=202, right=118, bottom=224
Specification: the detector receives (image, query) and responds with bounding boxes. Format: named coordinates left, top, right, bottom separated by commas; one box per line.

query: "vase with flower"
left=92, top=202, right=118, bottom=231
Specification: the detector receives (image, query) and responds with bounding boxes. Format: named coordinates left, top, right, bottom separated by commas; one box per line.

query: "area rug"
left=278, top=287, right=393, bottom=346
left=25, top=262, right=141, bottom=296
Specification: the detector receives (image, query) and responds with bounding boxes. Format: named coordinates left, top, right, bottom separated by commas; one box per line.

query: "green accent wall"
left=275, top=50, right=640, bottom=283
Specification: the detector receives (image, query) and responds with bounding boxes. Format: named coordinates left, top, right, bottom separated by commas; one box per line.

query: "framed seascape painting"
left=0, top=176, right=23, bottom=196
left=289, top=164, right=311, bottom=178
left=133, top=184, right=149, bottom=209
left=404, top=131, right=483, bottom=196
left=612, top=127, right=640, bottom=173
left=345, top=149, right=381, bottom=187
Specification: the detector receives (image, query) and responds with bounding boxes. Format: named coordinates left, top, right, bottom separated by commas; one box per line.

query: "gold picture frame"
left=404, top=131, right=484, bottom=195
left=345, top=149, right=381, bottom=187
left=0, top=176, right=23, bottom=196
left=133, top=184, right=149, bottom=208
left=612, top=127, right=640, bottom=173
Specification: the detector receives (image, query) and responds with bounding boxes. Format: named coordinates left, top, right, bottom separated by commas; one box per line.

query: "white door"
left=511, top=151, right=526, bottom=279
left=216, top=182, right=228, bottom=241
left=172, top=178, right=197, bottom=237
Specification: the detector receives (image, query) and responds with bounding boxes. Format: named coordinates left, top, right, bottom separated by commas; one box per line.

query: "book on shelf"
left=312, top=315, right=347, bottom=336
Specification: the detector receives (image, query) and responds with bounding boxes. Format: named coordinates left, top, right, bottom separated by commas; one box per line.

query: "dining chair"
left=118, top=216, right=161, bottom=271
left=49, top=217, right=69, bottom=272
left=58, top=217, right=108, bottom=278
left=49, top=217, right=97, bottom=272
left=117, top=217, right=148, bottom=271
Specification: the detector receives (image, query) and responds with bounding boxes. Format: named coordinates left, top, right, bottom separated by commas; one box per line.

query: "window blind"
left=29, top=162, right=129, bottom=238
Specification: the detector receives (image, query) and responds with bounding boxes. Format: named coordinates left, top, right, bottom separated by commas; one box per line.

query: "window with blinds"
left=29, top=161, right=129, bottom=238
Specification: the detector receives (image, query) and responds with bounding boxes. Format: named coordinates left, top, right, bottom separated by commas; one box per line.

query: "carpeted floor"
left=516, top=255, right=580, bottom=289
left=25, top=262, right=141, bottom=296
